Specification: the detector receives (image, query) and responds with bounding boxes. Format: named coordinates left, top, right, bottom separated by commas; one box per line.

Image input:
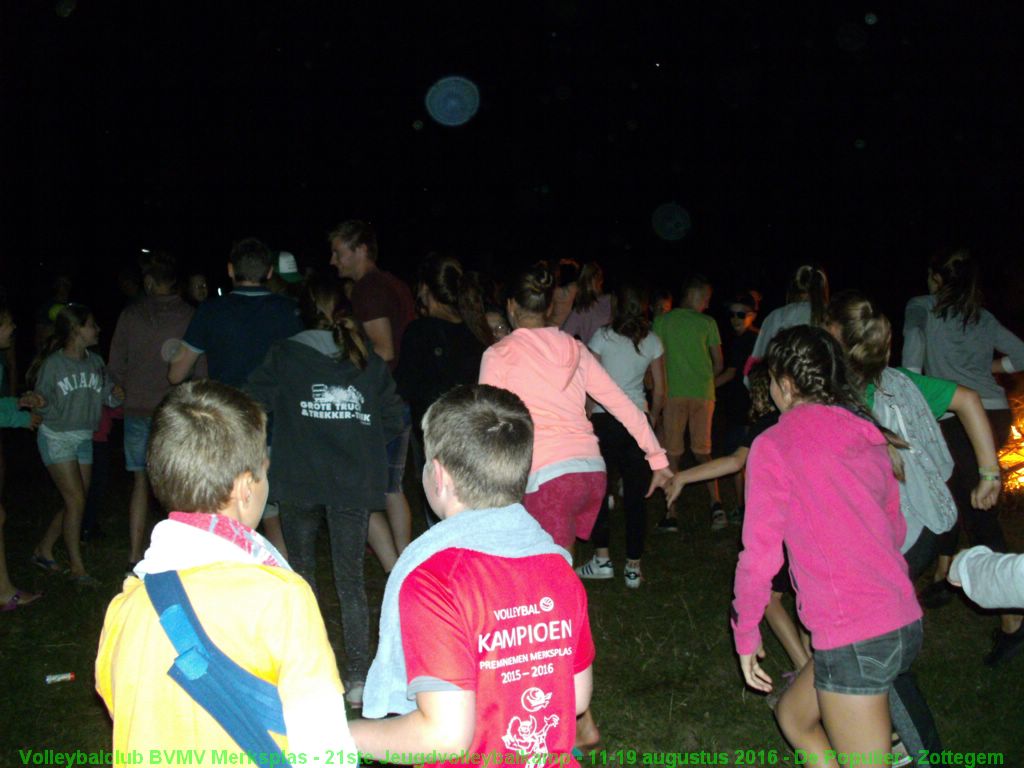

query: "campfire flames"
left=999, top=394, right=1024, bottom=492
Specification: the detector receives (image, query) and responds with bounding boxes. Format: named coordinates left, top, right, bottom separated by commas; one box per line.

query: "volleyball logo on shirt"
left=521, top=687, right=552, bottom=712
left=539, top=597, right=554, bottom=612
left=502, top=714, right=559, bottom=767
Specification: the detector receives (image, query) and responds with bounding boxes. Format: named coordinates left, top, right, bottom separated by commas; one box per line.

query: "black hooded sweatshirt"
left=246, top=329, right=404, bottom=509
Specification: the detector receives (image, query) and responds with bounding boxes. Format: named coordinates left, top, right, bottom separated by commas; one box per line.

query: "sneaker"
left=344, top=681, right=364, bottom=708
left=606, top=493, right=616, bottom=510
left=918, top=580, right=955, bottom=609
left=983, top=623, right=1024, bottom=667
left=728, top=506, right=744, bottom=525
left=890, top=738, right=912, bottom=768
left=710, top=503, right=728, bottom=531
left=576, top=556, right=614, bottom=580
left=623, top=562, right=642, bottom=589
left=656, top=516, right=679, bottom=533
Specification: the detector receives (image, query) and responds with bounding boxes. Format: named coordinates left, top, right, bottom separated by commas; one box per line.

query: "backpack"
left=871, top=368, right=957, bottom=535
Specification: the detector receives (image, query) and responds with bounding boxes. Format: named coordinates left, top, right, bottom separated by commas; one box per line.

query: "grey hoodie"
left=35, top=350, right=120, bottom=432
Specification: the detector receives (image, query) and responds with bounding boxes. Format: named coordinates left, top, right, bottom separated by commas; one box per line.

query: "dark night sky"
left=2, top=1, right=1023, bottom=338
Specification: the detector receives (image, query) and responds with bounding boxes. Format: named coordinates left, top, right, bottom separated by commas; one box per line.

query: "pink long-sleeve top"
left=479, top=327, right=667, bottom=491
left=732, top=403, right=921, bottom=655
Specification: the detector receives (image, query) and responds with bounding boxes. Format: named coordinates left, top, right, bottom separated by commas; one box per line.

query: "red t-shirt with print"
left=400, top=549, right=595, bottom=768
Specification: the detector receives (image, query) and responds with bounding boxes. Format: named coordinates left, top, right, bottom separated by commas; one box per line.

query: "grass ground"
left=1, top=424, right=1022, bottom=765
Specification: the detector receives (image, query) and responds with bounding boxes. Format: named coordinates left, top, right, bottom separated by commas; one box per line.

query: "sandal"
left=30, top=554, right=61, bottom=574
left=1, top=590, right=42, bottom=612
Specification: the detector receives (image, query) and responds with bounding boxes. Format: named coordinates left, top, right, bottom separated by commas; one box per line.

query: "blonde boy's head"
left=147, top=381, right=267, bottom=514
left=422, top=384, right=533, bottom=511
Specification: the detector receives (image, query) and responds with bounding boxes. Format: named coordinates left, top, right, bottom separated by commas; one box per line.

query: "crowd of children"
left=0, top=238, right=1022, bottom=767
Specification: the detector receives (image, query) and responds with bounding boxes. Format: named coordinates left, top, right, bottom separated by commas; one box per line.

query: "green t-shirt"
left=652, top=308, right=722, bottom=400
left=865, top=367, right=957, bottom=419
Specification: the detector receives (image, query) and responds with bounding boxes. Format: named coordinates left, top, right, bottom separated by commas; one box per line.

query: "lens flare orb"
left=426, top=76, right=481, bottom=127
left=652, top=203, right=692, bottom=241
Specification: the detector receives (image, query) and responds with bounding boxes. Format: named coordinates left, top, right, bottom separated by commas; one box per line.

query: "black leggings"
left=589, top=413, right=651, bottom=560
left=935, top=410, right=1012, bottom=558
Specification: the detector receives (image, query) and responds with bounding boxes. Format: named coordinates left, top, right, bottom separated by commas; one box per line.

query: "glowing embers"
left=999, top=394, right=1024, bottom=492
left=651, top=202, right=692, bottom=241
left=426, top=76, right=481, bottom=127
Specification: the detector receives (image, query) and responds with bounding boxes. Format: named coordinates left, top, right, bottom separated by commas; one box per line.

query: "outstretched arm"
left=948, top=386, right=1001, bottom=510
left=349, top=690, right=475, bottom=759
left=665, top=448, right=749, bottom=505
left=168, top=344, right=201, bottom=384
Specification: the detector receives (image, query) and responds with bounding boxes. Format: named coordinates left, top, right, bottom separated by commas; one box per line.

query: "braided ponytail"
left=766, top=325, right=908, bottom=480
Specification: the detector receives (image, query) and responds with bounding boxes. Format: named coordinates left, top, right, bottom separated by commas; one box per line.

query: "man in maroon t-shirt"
left=330, top=220, right=416, bottom=574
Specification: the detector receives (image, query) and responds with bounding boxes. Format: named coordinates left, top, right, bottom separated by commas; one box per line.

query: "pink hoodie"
left=732, top=403, right=921, bottom=654
left=480, top=327, right=667, bottom=488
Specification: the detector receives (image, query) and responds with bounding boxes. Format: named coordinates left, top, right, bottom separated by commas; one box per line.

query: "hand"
left=645, top=467, right=675, bottom=498
left=112, top=384, right=126, bottom=402
left=28, top=412, right=43, bottom=430
left=739, top=646, right=772, bottom=693
left=947, top=552, right=965, bottom=588
left=18, top=392, right=45, bottom=409
left=970, top=478, right=1000, bottom=510
left=665, top=473, right=687, bottom=506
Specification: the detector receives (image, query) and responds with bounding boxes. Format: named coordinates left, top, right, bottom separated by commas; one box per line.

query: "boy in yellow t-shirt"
left=96, top=380, right=356, bottom=767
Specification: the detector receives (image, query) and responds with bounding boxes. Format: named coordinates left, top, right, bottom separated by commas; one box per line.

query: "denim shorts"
left=37, top=427, right=93, bottom=467
left=814, top=619, right=922, bottom=695
left=385, top=404, right=412, bottom=494
left=123, top=416, right=152, bottom=472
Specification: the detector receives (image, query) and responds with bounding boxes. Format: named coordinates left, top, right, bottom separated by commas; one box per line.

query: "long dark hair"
left=27, top=303, right=92, bottom=386
left=825, top=290, right=891, bottom=393
left=418, top=253, right=494, bottom=346
left=786, top=264, right=830, bottom=326
left=574, top=262, right=604, bottom=311
left=611, top=284, right=650, bottom=353
left=766, top=325, right=907, bottom=479
left=930, top=248, right=982, bottom=328
left=298, top=275, right=368, bottom=370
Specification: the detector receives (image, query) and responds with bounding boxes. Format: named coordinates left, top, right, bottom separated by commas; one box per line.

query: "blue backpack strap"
left=144, top=571, right=290, bottom=766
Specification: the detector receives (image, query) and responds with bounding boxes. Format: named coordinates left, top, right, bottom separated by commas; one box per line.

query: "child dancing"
left=732, top=326, right=921, bottom=766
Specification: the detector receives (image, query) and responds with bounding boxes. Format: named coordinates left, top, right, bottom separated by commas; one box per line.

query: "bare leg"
left=128, top=471, right=149, bottom=563
left=385, top=491, right=411, bottom=554
left=37, top=461, right=89, bottom=577
left=575, top=708, right=600, bottom=750
left=367, top=511, right=398, bottom=573
left=0, top=502, right=39, bottom=603
left=818, top=688, right=892, bottom=767
left=775, top=661, right=839, bottom=768
left=693, top=452, right=721, bottom=505
left=931, top=554, right=951, bottom=581
left=592, top=547, right=610, bottom=560
left=765, top=592, right=812, bottom=669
